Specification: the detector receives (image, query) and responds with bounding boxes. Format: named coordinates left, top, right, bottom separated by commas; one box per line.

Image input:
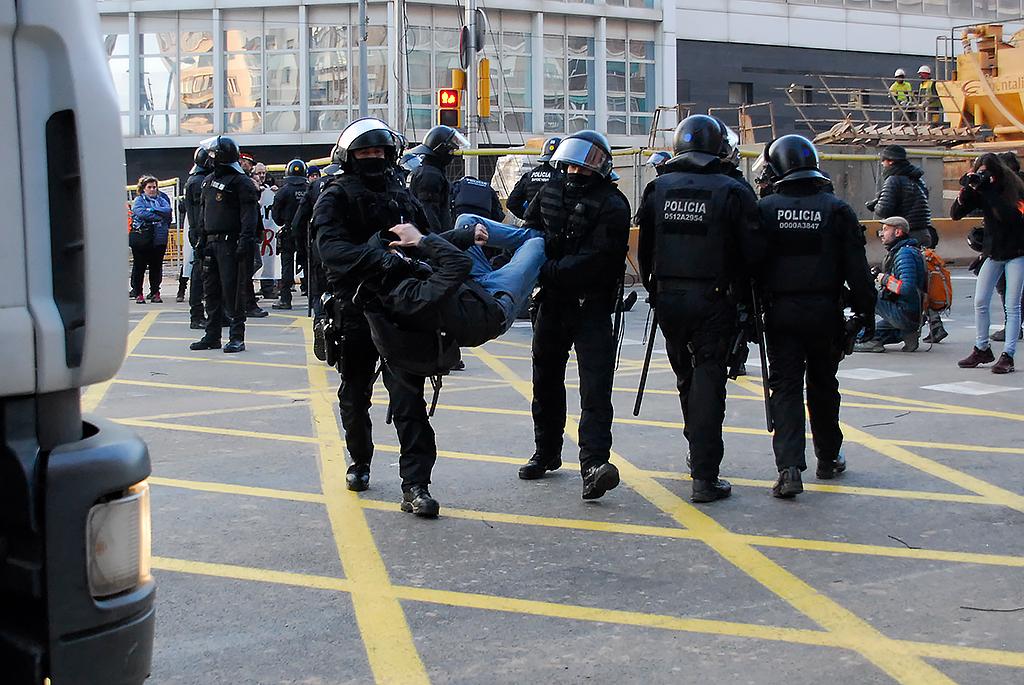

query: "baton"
left=633, top=310, right=658, bottom=417
left=751, top=286, right=774, bottom=433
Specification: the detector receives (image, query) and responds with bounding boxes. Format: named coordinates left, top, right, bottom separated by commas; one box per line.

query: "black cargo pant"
left=656, top=282, right=733, bottom=482
left=337, top=306, right=436, bottom=488
left=202, top=238, right=246, bottom=343
left=531, top=295, right=616, bottom=470
left=188, top=246, right=205, bottom=322
left=278, top=236, right=295, bottom=305
left=764, top=294, right=844, bottom=472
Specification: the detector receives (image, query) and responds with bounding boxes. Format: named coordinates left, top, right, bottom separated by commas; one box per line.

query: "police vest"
left=364, top=311, right=460, bottom=377
left=329, top=172, right=422, bottom=243
left=200, top=172, right=245, bottom=236
left=537, top=178, right=621, bottom=259
left=451, top=177, right=495, bottom=218
left=650, top=171, right=736, bottom=281
left=759, top=191, right=842, bottom=295
left=526, top=164, right=558, bottom=200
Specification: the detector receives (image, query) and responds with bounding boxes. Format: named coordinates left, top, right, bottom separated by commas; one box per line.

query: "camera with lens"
left=961, top=171, right=992, bottom=190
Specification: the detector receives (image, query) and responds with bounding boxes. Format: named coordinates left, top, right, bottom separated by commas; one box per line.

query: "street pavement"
left=88, top=269, right=1024, bottom=684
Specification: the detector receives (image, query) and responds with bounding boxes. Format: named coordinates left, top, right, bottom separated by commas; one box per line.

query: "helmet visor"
left=551, top=139, right=609, bottom=173
left=449, top=130, right=470, bottom=149
left=723, top=126, right=739, bottom=154
left=339, top=117, right=394, bottom=152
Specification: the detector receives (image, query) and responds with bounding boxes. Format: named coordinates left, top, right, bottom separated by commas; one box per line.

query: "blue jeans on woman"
left=453, top=213, right=546, bottom=332
left=975, top=255, right=1024, bottom=357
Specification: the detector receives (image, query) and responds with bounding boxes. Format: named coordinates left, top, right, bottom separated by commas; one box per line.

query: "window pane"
left=224, top=110, right=262, bottom=134
left=180, top=111, right=214, bottom=134
left=104, top=34, right=129, bottom=57
left=435, top=52, right=460, bottom=94
left=139, top=112, right=174, bottom=136
left=140, top=56, right=176, bottom=111
left=264, top=110, right=300, bottom=133
left=567, top=112, right=595, bottom=133
left=224, top=26, right=261, bottom=52
left=606, top=38, right=626, bottom=60
left=503, top=110, right=531, bottom=134
left=310, top=26, right=347, bottom=50
left=139, top=32, right=175, bottom=55
left=568, top=58, right=594, bottom=111
left=629, top=39, right=654, bottom=61
left=949, top=0, right=974, bottom=15
left=629, top=62, right=655, bottom=112
left=353, top=49, right=388, bottom=106
left=225, top=53, right=263, bottom=109
left=544, top=36, right=564, bottom=57
left=608, top=60, right=626, bottom=106
left=406, top=107, right=433, bottom=133
left=630, top=115, right=653, bottom=136
left=502, top=54, right=532, bottom=107
left=608, top=114, right=627, bottom=135
left=568, top=36, right=594, bottom=59
left=544, top=112, right=565, bottom=133
left=311, top=51, right=349, bottom=107
left=434, top=27, right=459, bottom=51
left=265, top=25, right=299, bottom=51
left=310, top=109, right=350, bottom=132
left=179, top=54, right=214, bottom=110
left=503, top=31, right=529, bottom=55
left=266, top=53, right=300, bottom=106
left=180, top=31, right=213, bottom=54
left=544, top=57, right=565, bottom=109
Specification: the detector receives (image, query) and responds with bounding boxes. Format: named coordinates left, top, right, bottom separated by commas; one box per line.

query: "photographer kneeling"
left=854, top=216, right=925, bottom=353
left=952, top=153, right=1024, bottom=374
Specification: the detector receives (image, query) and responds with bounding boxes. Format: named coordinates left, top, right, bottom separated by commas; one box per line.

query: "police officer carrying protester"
left=408, top=124, right=468, bottom=231
left=757, top=135, right=876, bottom=498
left=506, top=137, right=562, bottom=220
left=517, top=131, right=631, bottom=500
left=270, top=158, right=308, bottom=310
left=636, top=115, right=766, bottom=503
left=312, top=118, right=443, bottom=517
left=183, top=145, right=213, bottom=329
left=189, top=135, right=259, bottom=354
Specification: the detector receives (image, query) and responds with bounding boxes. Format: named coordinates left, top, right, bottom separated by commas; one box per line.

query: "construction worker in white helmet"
left=917, top=64, right=941, bottom=123
left=889, top=68, right=912, bottom=106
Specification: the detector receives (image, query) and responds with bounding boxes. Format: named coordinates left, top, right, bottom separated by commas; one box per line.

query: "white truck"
left=0, top=0, right=155, bottom=682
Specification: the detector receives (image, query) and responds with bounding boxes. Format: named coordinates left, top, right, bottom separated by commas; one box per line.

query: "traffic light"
left=438, top=88, right=461, bottom=127
left=478, top=58, right=491, bottom=118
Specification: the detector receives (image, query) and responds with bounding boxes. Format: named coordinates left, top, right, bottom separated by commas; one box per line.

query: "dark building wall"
left=676, top=40, right=933, bottom=141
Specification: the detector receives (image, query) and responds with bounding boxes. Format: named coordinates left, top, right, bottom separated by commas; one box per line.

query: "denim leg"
left=873, top=297, right=915, bottom=343
left=464, top=245, right=494, bottom=280
left=1002, top=256, right=1024, bottom=357
left=975, top=258, right=1005, bottom=351
left=475, top=237, right=547, bottom=330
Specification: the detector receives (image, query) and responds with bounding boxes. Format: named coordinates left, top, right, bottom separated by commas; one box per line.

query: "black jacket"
left=292, top=174, right=332, bottom=252
left=507, top=162, right=562, bottom=220
left=182, top=170, right=209, bottom=246
left=870, top=160, right=932, bottom=233
left=409, top=158, right=452, bottom=232
left=271, top=176, right=308, bottom=236
left=523, top=175, right=631, bottom=302
left=950, top=184, right=1024, bottom=261
left=197, top=168, right=260, bottom=242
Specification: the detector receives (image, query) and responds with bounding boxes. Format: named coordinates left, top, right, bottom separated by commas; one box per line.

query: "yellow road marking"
left=130, top=352, right=306, bottom=370
left=83, top=311, right=160, bottom=413
left=302, top=326, right=430, bottom=684
left=149, top=477, right=326, bottom=503
left=152, top=555, right=1024, bottom=669
left=152, top=320, right=301, bottom=329
left=123, top=401, right=305, bottom=423
left=469, top=347, right=956, bottom=685
left=144, top=335, right=308, bottom=348
left=113, top=418, right=318, bottom=444
left=111, top=378, right=310, bottom=399
left=886, top=439, right=1024, bottom=456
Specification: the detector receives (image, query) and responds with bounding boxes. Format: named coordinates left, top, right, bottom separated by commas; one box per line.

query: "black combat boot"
left=190, top=318, right=209, bottom=330
left=189, top=337, right=221, bottom=350
left=518, top=453, right=562, bottom=480
left=401, top=485, right=439, bottom=518
left=691, top=478, right=732, bottom=503
left=772, top=467, right=803, bottom=499
left=346, top=464, right=370, bottom=492
left=223, top=340, right=245, bottom=353
left=581, top=462, right=620, bottom=500
left=816, top=451, right=847, bottom=480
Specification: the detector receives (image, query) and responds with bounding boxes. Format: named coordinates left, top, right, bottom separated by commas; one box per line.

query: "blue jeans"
left=872, top=295, right=919, bottom=344
left=975, top=255, right=1024, bottom=357
left=453, top=213, right=546, bottom=332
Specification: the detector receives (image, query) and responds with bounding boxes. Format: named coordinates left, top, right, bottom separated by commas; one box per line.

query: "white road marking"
left=837, top=368, right=912, bottom=381
left=922, top=381, right=1021, bottom=396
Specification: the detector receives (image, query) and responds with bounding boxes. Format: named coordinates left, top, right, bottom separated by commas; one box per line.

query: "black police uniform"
left=636, top=154, right=766, bottom=489
left=313, top=171, right=440, bottom=489
left=525, top=174, right=631, bottom=473
left=451, top=176, right=504, bottom=222
left=183, top=168, right=210, bottom=325
left=506, top=162, right=562, bottom=220
left=271, top=175, right=308, bottom=306
left=196, top=167, right=260, bottom=344
left=759, top=180, right=875, bottom=478
left=292, top=173, right=332, bottom=318
left=409, top=157, right=452, bottom=231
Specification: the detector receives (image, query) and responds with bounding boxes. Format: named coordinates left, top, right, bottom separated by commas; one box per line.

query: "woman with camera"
left=129, top=175, right=172, bottom=304
left=951, top=153, right=1024, bottom=374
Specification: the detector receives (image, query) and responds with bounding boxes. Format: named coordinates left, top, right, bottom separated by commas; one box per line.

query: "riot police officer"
left=312, top=118, right=442, bottom=517
left=270, top=159, right=309, bottom=310
left=183, top=145, right=213, bottom=329
left=408, top=125, right=468, bottom=231
left=506, top=137, right=562, bottom=220
left=636, top=115, right=766, bottom=503
left=451, top=176, right=504, bottom=222
left=517, top=131, right=631, bottom=500
left=758, top=135, right=875, bottom=497
left=293, top=162, right=339, bottom=358
left=189, top=135, right=259, bottom=354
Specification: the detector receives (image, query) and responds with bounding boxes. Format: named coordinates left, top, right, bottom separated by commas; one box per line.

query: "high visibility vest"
left=919, top=80, right=940, bottom=108
left=889, top=80, right=912, bottom=104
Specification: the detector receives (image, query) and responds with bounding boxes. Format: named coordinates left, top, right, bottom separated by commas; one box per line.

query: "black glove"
left=865, top=199, right=877, bottom=212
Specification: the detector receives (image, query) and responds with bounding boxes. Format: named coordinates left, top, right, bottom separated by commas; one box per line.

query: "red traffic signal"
left=438, top=88, right=460, bottom=109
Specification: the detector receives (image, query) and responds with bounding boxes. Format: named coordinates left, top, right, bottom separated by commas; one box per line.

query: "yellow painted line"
left=113, top=418, right=318, bottom=444
left=152, top=320, right=301, bottom=329
left=123, top=401, right=305, bottom=423
left=887, top=438, right=1024, bottom=456
left=842, top=422, right=1024, bottom=515
left=144, top=335, right=308, bottom=348
left=149, top=476, right=326, bottom=504
left=483, top=338, right=532, bottom=349
left=153, top=555, right=1024, bottom=669
left=302, top=326, right=430, bottom=683
left=842, top=386, right=1024, bottom=423
left=111, top=378, right=310, bottom=399
left=469, top=348, right=956, bottom=685
left=82, top=311, right=160, bottom=413
left=130, top=352, right=306, bottom=370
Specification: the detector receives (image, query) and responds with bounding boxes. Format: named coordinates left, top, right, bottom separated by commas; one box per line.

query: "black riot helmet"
left=409, top=125, right=469, bottom=158
left=719, top=125, right=741, bottom=167
left=672, top=115, right=727, bottom=163
left=538, top=137, right=562, bottom=162
left=190, top=145, right=213, bottom=174
left=331, top=117, right=400, bottom=169
left=550, top=130, right=614, bottom=178
left=768, top=134, right=827, bottom=185
left=286, top=158, right=307, bottom=178
left=200, top=135, right=243, bottom=173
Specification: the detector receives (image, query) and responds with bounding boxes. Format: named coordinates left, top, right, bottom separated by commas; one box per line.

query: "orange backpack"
left=920, top=247, right=953, bottom=312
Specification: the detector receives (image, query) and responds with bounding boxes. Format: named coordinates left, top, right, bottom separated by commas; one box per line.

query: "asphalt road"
left=89, top=269, right=1024, bottom=684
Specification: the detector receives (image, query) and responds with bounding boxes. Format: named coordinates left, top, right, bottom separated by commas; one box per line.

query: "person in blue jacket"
left=130, top=175, right=172, bottom=303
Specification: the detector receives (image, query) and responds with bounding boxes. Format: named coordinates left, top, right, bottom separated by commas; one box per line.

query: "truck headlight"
left=86, top=481, right=152, bottom=598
